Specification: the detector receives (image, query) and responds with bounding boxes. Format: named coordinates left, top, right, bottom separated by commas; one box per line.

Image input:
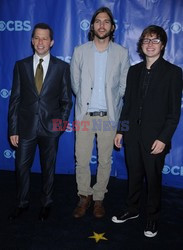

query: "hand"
left=114, top=134, right=123, bottom=148
left=10, top=135, right=19, bottom=147
left=151, top=140, right=165, bottom=154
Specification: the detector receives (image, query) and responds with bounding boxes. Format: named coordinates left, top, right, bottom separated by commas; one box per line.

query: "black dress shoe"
left=112, top=211, right=139, bottom=223
left=8, top=206, right=29, bottom=221
left=39, top=206, right=51, bottom=221
left=144, top=220, right=158, bottom=237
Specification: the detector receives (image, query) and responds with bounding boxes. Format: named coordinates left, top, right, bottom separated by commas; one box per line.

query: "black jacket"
left=8, top=55, right=72, bottom=138
left=118, top=57, right=182, bottom=152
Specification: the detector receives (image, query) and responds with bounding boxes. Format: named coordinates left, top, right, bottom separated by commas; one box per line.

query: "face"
left=141, top=33, right=164, bottom=60
left=93, top=12, right=114, bottom=40
left=32, top=28, right=54, bottom=57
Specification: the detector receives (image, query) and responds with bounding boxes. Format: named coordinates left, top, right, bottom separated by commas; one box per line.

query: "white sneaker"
left=112, top=211, right=139, bottom=223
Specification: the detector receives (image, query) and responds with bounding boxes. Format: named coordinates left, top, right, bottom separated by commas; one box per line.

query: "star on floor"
left=88, top=232, right=108, bottom=243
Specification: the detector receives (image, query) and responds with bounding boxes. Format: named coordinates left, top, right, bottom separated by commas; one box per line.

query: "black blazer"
left=8, top=55, right=72, bottom=139
left=119, top=57, right=182, bottom=152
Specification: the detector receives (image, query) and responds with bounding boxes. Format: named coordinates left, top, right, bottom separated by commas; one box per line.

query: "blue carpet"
left=0, top=170, right=183, bottom=250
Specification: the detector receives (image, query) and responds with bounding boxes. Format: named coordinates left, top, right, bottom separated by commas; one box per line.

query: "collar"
left=92, top=41, right=110, bottom=53
left=34, top=53, right=50, bottom=64
left=144, top=56, right=163, bottom=70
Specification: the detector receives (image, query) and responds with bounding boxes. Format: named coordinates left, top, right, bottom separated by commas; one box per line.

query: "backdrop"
left=0, top=0, right=183, bottom=188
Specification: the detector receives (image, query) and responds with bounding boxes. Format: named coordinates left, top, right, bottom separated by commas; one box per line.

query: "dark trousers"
left=15, top=136, right=59, bottom=208
left=124, top=140, right=166, bottom=220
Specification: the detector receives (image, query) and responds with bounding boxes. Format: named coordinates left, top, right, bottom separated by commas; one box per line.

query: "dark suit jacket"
left=118, top=57, right=182, bottom=152
left=8, top=55, right=72, bottom=139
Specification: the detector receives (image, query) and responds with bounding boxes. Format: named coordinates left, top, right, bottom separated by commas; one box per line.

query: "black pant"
left=15, top=136, right=59, bottom=207
left=124, top=140, right=166, bottom=220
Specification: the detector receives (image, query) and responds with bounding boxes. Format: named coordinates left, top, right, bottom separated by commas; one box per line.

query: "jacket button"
left=87, top=102, right=89, bottom=105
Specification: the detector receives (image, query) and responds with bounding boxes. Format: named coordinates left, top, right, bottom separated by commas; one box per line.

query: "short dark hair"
left=88, top=7, right=116, bottom=41
left=32, top=23, right=53, bottom=41
left=137, top=25, right=167, bottom=59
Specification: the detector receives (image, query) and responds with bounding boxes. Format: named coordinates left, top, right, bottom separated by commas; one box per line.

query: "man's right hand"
left=114, top=134, right=123, bottom=148
left=10, top=135, right=19, bottom=147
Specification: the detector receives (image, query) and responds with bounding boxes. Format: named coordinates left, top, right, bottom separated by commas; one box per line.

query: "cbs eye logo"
left=170, top=22, right=182, bottom=34
left=0, top=89, right=11, bottom=98
left=4, top=150, right=15, bottom=159
left=80, top=19, right=90, bottom=31
left=162, top=165, right=170, bottom=174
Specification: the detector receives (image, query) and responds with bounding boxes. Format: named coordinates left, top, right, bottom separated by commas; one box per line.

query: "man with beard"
left=70, top=7, right=130, bottom=218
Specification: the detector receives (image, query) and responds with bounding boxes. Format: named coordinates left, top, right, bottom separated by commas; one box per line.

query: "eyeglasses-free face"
left=93, top=12, right=114, bottom=40
left=142, top=38, right=161, bottom=44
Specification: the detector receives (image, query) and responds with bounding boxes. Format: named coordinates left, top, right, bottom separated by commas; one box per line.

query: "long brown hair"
left=88, top=7, right=116, bottom=41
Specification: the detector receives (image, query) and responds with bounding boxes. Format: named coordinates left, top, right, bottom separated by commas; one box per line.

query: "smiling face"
left=93, top=12, right=114, bottom=41
left=141, top=33, right=164, bottom=61
left=32, top=28, right=54, bottom=57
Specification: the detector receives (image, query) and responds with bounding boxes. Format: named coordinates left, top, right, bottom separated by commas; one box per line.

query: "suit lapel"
left=87, top=42, right=115, bottom=84
left=87, top=43, right=94, bottom=83
left=146, top=58, right=167, bottom=98
left=25, top=57, right=34, bottom=83
left=105, top=42, right=116, bottom=84
left=149, top=58, right=166, bottom=86
left=24, top=56, right=38, bottom=93
left=41, top=56, right=54, bottom=90
left=24, top=55, right=56, bottom=95
left=40, top=55, right=57, bottom=95
left=135, top=63, right=145, bottom=102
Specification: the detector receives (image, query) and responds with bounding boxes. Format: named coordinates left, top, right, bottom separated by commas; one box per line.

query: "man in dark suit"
left=112, top=25, right=182, bottom=237
left=8, top=23, right=72, bottom=221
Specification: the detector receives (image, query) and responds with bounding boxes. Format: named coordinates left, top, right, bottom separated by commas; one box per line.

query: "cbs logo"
left=0, top=89, right=11, bottom=98
left=170, top=22, right=182, bottom=34
left=4, top=150, right=15, bottom=159
left=0, top=20, right=31, bottom=31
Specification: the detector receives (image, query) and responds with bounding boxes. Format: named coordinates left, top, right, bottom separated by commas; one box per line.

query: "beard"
left=93, top=29, right=112, bottom=40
